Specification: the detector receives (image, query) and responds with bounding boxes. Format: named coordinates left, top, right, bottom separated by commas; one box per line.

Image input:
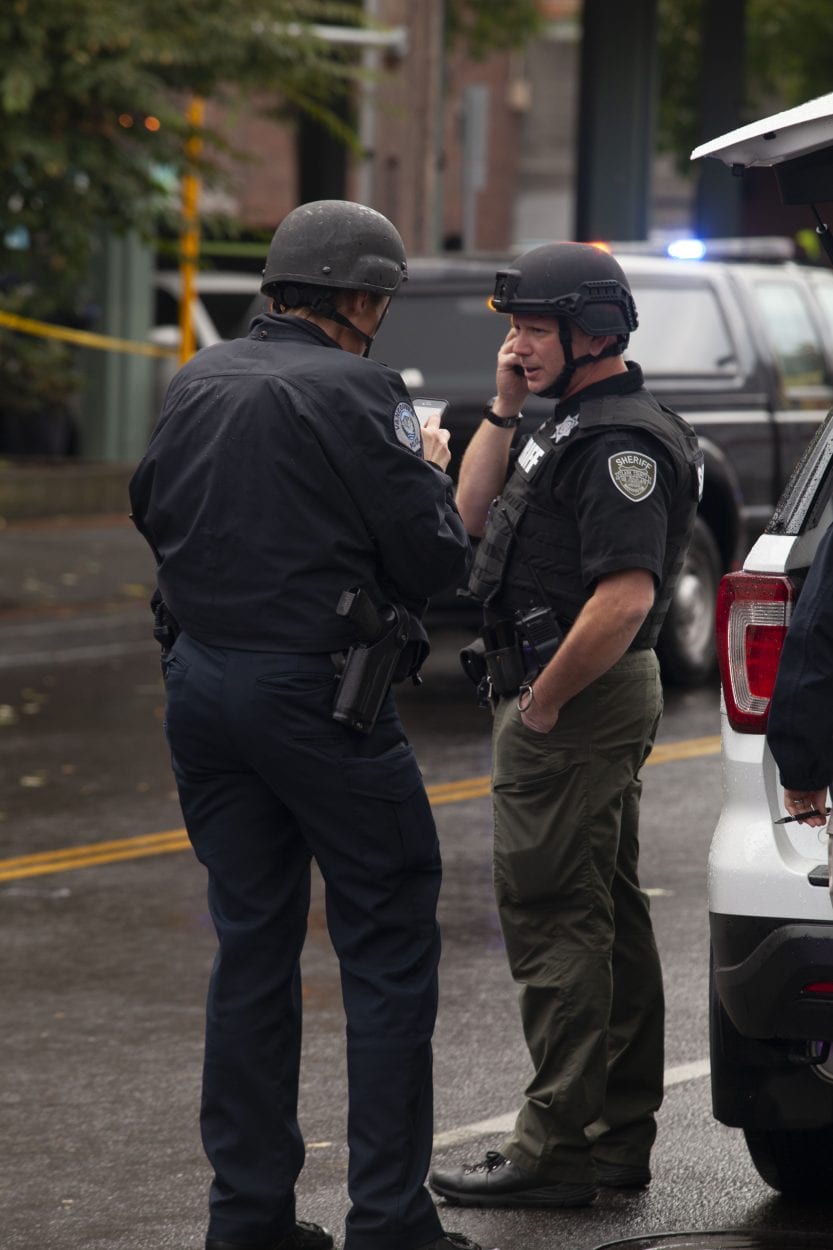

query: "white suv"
left=150, top=270, right=262, bottom=408
left=700, top=93, right=833, bottom=1195
left=711, top=416, right=833, bottom=1195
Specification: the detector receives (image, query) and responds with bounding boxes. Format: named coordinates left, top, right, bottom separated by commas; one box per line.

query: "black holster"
left=332, top=589, right=411, bottom=734
left=151, top=589, right=180, bottom=667
left=460, top=621, right=526, bottom=703
left=481, top=619, right=529, bottom=697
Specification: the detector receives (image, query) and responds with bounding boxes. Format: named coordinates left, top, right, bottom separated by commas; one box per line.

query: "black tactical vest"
left=468, top=387, right=704, bottom=650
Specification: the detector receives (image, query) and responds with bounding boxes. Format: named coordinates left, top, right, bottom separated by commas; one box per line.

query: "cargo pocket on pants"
left=493, top=745, right=591, bottom=907
left=342, top=742, right=439, bottom=875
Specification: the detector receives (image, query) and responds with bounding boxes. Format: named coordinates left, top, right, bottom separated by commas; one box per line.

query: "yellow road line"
left=427, top=734, right=721, bottom=803
left=430, top=779, right=490, bottom=804
left=0, top=830, right=189, bottom=881
left=647, top=734, right=720, bottom=764
left=1, top=734, right=721, bottom=883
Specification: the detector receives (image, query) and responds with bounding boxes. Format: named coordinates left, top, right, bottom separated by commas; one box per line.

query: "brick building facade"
left=199, top=1, right=697, bottom=260
left=205, top=2, right=525, bottom=255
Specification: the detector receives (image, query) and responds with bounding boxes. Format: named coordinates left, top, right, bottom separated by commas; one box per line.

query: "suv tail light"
left=715, top=572, right=795, bottom=733
left=803, top=981, right=833, bottom=997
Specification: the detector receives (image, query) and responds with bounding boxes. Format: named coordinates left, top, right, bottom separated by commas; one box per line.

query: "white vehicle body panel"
left=710, top=697, right=833, bottom=921
left=711, top=528, right=833, bottom=920
left=691, top=91, right=833, bottom=168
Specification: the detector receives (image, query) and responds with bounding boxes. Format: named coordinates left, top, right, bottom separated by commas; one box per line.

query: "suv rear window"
left=807, top=273, right=833, bottom=345
left=202, top=291, right=262, bottom=341
left=751, top=280, right=826, bottom=386
left=628, top=283, right=737, bottom=377
left=154, top=288, right=179, bottom=327
left=373, top=293, right=505, bottom=391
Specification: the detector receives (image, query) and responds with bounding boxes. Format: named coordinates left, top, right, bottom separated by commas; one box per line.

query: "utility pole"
left=461, top=84, right=490, bottom=251
left=574, top=0, right=658, bottom=242
left=694, top=0, right=746, bottom=237
left=178, top=97, right=204, bottom=366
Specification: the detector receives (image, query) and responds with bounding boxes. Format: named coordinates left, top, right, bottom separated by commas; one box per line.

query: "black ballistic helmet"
left=492, top=242, right=638, bottom=340
left=492, top=243, right=638, bottom=397
left=261, top=199, right=408, bottom=299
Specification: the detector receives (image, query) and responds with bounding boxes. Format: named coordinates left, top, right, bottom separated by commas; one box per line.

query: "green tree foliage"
left=0, top=0, right=543, bottom=304
left=446, top=0, right=543, bottom=59
left=745, top=0, right=833, bottom=112
left=658, top=0, right=833, bottom=173
left=0, top=0, right=367, bottom=444
left=0, top=0, right=540, bottom=443
left=0, top=0, right=366, bottom=303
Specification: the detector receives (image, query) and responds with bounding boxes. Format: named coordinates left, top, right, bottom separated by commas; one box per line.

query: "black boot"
left=429, top=1150, right=597, bottom=1209
left=206, top=1220, right=334, bottom=1250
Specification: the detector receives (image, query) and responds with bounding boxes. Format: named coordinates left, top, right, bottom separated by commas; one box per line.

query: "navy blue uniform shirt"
left=129, top=312, right=470, bottom=652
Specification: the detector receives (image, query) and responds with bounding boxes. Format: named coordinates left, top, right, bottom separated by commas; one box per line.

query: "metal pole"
left=574, top=0, right=657, bottom=242
left=694, top=0, right=745, bottom=237
left=357, top=0, right=381, bottom=206
left=433, top=0, right=447, bottom=253
left=461, top=85, right=490, bottom=252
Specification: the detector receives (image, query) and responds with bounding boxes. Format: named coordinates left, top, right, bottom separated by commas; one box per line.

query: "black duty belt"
left=460, top=607, right=564, bottom=704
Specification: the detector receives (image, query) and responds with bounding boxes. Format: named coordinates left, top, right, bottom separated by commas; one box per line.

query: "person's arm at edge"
left=456, top=327, right=529, bottom=536
left=520, top=568, right=656, bottom=733
left=780, top=786, right=829, bottom=828
left=455, top=417, right=517, bottom=536
left=767, top=524, right=833, bottom=827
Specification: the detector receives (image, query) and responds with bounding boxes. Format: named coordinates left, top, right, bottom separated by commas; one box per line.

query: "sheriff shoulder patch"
left=393, top=401, right=422, bottom=453
left=608, top=450, right=657, bottom=502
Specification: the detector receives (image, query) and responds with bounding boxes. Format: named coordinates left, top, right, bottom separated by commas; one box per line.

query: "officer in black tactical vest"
left=430, top=243, right=703, bottom=1209
left=129, top=201, right=478, bottom=1250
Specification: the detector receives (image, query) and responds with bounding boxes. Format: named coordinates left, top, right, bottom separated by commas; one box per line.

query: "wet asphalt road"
left=1, top=519, right=831, bottom=1250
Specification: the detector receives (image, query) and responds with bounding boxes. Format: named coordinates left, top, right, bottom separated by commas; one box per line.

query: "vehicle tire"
left=712, top=953, right=833, bottom=1195
left=743, top=1126, right=833, bottom=1197
left=657, top=516, right=721, bottom=687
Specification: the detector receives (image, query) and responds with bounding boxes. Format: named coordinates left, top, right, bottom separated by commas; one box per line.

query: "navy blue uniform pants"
left=163, top=634, right=444, bottom=1250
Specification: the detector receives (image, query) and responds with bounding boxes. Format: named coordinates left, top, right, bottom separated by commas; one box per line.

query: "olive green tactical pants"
left=491, top=648, right=664, bottom=1184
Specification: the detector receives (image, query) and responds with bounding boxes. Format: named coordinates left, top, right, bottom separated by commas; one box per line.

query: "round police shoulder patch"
left=608, top=450, right=657, bottom=501
left=393, top=401, right=422, bottom=453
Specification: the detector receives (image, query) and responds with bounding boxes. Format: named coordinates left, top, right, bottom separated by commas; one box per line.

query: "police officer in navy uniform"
left=129, top=201, right=477, bottom=1250
left=429, top=244, right=703, bottom=1208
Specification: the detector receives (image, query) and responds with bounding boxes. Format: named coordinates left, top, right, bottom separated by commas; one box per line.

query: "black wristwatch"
left=483, top=397, right=522, bottom=429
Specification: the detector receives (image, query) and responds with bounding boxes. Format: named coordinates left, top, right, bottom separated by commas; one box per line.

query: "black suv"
left=367, top=247, right=833, bottom=686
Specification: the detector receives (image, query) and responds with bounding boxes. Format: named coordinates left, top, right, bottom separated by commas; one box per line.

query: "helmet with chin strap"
left=491, top=243, right=638, bottom=397
left=261, top=199, right=408, bottom=355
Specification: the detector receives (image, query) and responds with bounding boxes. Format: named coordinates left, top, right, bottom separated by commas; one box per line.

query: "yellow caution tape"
left=0, top=308, right=178, bottom=359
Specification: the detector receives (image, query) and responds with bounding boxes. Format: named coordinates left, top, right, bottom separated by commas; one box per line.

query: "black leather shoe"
left=206, top=1220, right=334, bottom=1250
left=429, top=1150, right=597, bottom=1208
left=595, top=1159, right=651, bottom=1188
